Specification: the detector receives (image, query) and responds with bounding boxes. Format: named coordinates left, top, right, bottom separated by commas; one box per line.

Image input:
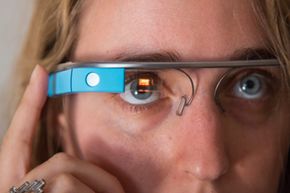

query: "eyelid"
left=221, top=67, right=281, bottom=96
left=125, top=71, right=160, bottom=85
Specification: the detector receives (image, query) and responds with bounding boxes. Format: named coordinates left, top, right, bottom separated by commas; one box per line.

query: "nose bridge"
left=176, top=94, right=230, bottom=181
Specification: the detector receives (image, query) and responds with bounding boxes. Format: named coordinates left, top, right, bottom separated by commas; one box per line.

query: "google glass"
left=48, top=59, right=282, bottom=116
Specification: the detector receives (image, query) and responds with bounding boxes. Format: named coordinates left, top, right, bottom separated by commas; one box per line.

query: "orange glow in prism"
left=138, top=79, right=151, bottom=86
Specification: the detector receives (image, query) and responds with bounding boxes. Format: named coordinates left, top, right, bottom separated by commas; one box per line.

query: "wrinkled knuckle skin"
left=53, top=173, right=78, bottom=193
left=56, top=173, right=75, bottom=187
left=48, top=153, right=75, bottom=169
left=51, top=153, right=73, bottom=163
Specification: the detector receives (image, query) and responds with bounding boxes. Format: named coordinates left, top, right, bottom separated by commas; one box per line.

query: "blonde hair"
left=10, top=0, right=84, bottom=165
left=252, top=0, right=290, bottom=81
left=14, top=0, right=83, bottom=97
left=11, top=0, right=290, bottom=173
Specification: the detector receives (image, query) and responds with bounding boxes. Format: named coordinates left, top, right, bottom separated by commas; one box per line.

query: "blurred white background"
left=0, top=1, right=34, bottom=137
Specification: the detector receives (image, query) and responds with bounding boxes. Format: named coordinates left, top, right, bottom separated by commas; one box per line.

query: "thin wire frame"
left=53, top=59, right=279, bottom=72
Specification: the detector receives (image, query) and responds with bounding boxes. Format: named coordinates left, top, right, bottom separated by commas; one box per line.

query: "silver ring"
left=9, top=179, right=46, bottom=193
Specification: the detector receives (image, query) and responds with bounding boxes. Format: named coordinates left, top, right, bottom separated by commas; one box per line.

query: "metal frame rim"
left=53, top=59, right=279, bottom=72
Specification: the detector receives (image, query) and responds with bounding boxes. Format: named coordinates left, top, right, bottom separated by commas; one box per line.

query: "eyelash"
left=124, top=71, right=159, bottom=84
left=117, top=97, right=170, bottom=113
left=222, top=68, right=279, bottom=99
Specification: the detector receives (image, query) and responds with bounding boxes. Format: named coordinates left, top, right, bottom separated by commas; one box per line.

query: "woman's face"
left=60, top=0, right=290, bottom=192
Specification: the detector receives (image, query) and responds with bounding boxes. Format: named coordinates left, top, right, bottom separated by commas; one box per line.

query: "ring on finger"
left=9, top=179, right=46, bottom=193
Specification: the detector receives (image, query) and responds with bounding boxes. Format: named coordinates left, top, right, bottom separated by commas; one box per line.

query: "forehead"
left=73, top=0, right=266, bottom=61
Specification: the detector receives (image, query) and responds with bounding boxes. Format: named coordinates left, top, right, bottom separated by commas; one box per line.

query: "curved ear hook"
left=213, top=69, right=236, bottom=113
left=175, top=69, right=194, bottom=116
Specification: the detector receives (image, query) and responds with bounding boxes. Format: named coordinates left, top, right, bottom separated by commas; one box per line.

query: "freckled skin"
left=59, top=0, right=290, bottom=193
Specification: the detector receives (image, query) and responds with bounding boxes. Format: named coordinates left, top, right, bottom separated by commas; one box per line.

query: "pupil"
left=244, top=80, right=254, bottom=90
left=240, top=75, right=261, bottom=94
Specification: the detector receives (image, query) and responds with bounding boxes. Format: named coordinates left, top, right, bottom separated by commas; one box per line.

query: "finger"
left=47, top=173, right=95, bottom=193
left=0, top=65, right=48, bottom=186
left=24, top=153, right=125, bottom=193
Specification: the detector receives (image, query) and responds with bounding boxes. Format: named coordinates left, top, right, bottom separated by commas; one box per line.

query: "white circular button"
left=86, top=72, right=100, bottom=87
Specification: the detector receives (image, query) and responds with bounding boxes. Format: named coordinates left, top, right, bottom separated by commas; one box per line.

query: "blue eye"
left=120, top=73, right=161, bottom=105
left=234, top=74, right=265, bottom=99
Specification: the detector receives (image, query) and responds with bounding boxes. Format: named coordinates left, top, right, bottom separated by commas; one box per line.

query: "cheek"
left=66, top=94, right=290, bottom=193
left=226, top=118, right=289, bottom=191
left=68, top=94, right=174, bottom=192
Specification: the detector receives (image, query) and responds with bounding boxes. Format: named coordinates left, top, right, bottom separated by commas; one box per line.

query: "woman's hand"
left=0, top=65, right=125, bottom=193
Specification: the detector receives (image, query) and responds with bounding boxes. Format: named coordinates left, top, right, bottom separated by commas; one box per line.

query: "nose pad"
left=176, top=96, right=188, bottom=115
left=175, top=69, right=195, bottom=116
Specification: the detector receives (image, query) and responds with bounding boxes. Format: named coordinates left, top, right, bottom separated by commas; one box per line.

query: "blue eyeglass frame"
left=48, top=59, right=279, bottom=97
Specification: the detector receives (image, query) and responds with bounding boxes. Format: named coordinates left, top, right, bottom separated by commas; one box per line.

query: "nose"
left=175, top=94, right=230, bottom=181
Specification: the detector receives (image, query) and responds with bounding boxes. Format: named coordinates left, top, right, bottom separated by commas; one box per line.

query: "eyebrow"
left=114, top=50, right=181, bottom=62
left=113, top=48, right=276, bottom=62
left=230, top=48, right=276, bottom=60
